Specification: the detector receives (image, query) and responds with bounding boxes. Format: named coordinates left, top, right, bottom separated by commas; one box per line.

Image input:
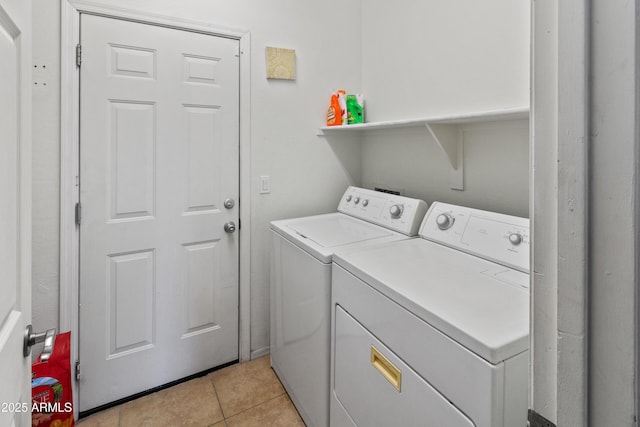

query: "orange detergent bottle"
left=337, top=89, right=347, bottom=125
left=326, top=92, right=342, bottom=126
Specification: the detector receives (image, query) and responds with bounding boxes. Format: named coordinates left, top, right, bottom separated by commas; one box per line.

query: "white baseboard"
left=250, top=347, right=270, bottom=360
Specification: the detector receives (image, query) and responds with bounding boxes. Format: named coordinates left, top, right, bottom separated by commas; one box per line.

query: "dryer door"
left=332, top=306, right=475, bottom=427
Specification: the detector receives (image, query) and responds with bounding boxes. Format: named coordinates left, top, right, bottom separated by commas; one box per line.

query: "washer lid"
left=287, top=216, right=393, bottom=247
left=333, top=238, right=529, bottom=364
left=271, top=213, right=407, bottom=264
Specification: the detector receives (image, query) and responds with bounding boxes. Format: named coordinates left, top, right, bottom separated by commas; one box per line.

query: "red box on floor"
left=31, top=332, right=75, bottom=427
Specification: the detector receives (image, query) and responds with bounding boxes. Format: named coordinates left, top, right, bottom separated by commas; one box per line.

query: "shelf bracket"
left=425, top=123, right=464, bottom=190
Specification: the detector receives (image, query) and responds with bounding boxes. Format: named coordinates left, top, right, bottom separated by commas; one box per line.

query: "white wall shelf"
left=317, top=107, right=529, bottom=190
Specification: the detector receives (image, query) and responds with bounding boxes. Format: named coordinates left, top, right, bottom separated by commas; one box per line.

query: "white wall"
left=360, top=0, right=530, bottom=217
left=362, top=0, right=529, bottom=122
left=32, top=0, right=61, bottom=339
left=360, top=121, right=529, bottom=217
left=32, top=0, right=363, bottom=356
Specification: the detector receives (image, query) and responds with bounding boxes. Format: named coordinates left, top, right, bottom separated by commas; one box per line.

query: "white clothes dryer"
left=330, top=202, right=530, bottom=427
left=270, top=187, right=428, bottom=427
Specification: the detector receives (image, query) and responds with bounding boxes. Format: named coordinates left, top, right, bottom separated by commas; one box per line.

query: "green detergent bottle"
left=346, top=94, right=364, bottom=124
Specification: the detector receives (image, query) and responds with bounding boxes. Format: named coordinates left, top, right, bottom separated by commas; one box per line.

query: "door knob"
left=24, top=325, right=56, bottom=360
left=224, top=221, right=236, bottom=233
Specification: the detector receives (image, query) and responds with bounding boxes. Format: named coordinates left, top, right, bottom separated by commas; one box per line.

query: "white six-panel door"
left=0, top=0, right=31, bottom=425
left=79, top=14, right=240, bottom=411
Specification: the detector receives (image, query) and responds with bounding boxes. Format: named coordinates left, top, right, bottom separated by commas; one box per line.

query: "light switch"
left=260, top=175, right=271, bottom=194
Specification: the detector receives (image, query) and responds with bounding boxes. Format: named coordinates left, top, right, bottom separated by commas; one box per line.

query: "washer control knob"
left=389, top=204, right=403, bottom=218
left=362, top=199, right=369, bottom=207
left=436, top=213, right=454, bottom=230
left=509, top=233, right=523, bottom=245
left=354, top=197, right=360, bottom=204
left=346, top=195, right=352, bottom=202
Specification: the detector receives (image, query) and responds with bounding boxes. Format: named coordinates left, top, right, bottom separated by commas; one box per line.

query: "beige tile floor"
left=77, top=356, right=305, bottom=427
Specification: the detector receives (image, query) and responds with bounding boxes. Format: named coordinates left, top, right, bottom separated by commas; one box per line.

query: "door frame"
left=59, top=0, right=252, bottom=414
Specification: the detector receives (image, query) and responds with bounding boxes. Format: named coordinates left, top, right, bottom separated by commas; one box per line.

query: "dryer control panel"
left=420, top=202, right=530, bottom=273
left=337, top=187, right=428, bottom=236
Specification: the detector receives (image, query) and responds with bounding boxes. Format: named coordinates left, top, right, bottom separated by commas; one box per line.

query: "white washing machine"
left=270, top=186, right=428, bottom=427
left=330, top=202, right=530, bottom=427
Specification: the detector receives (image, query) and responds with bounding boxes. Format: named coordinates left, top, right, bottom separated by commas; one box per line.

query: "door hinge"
left=76, top=44, right=82, bottom=67
left=75, top=202, right=81, bottom=226
left=75, top=361, right=80, bottom=381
